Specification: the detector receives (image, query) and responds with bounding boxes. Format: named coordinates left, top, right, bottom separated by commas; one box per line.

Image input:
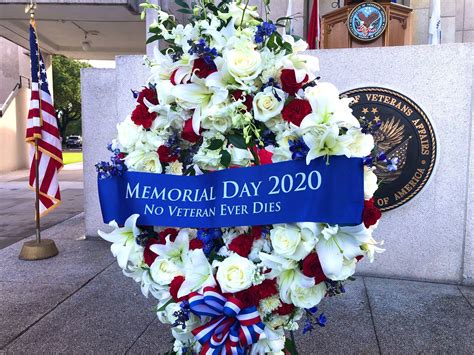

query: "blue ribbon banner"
left=98, top=157, right=364, bottom=228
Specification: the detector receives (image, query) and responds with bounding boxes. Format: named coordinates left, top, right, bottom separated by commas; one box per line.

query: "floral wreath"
left=97, top=1, right=394, bottom=354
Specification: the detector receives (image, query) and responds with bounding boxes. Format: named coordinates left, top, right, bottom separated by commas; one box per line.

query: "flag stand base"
left=19, top=239, right=58, bottom=260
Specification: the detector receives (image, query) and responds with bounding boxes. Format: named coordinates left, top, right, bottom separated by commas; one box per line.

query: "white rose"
left=343, top=128, right=375, bottom=158
left=193, top=145, right=222, bottom=171
left=290, top=281, right=326, bottom=309
left=229, top=146, right=253, bottom=166
left=201, top=114, right=232, bottom=133
left=165, top=161, right=184, bottom=175
left=150, top=258, right=183, bottom=285
left=116, top=116, right=144, bottom=151
left=270, top=224, right=316, bottom=261
left=216, top=253, right=256, bottom=293
left=225, top=48, right=262, bottom=82
left=270, top=224, right=300, bottom=257
left=125, top=150, right=162, bottom=173
left=364, top=167, right=378, bottom=199
left=253, top=87, right=285, bottom=123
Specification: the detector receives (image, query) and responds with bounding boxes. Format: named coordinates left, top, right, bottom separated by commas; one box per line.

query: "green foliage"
left=52, top=55, right=91, bottom=142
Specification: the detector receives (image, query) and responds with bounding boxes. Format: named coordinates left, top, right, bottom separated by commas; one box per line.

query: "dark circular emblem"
left=348, top=2, right=387, bottom=42
left=341, top=87, right=437, bottom=212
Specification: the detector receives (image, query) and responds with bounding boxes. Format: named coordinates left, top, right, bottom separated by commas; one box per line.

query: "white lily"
left=342, top=224, right=385, bottom=262
left=302, top=124, right=349, bottom=164
left=303, top=82, right=360, bottom=128
left=177, top=249, right=216, bottom=298
left=315, top=225, right=365, bottom=280
left=149, top=229, right=190, bottom=267
left=171, top=75, right=228, bottom=134
left=98, top=214, right=143, bottom=270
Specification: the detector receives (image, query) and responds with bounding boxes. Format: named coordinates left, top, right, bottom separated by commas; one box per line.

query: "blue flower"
left=289, top=138, right=310, bottom=160
left=317, top=313, right=327, bottom=327
left=255, top=22, right=277, bottom=43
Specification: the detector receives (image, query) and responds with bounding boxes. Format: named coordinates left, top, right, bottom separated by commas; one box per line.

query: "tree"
left=52, top=55, right=91, bottom=142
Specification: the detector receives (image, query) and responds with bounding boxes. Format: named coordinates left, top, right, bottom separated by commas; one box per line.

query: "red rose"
left=234, top=279, right=278, bottom=307
left=192, top=58, right=217, bottom=79
left=169, top=276, right=186, bottom=302
left=280, top=69, right=309, bottom=96
left=137, top=87, right=158, bottom=106
left=228, top=234, right=254, bottom=257
left=144, top=238, right=160, bottom=266
left=131, top=104, right=157, bottom=129
left=252, top=146, right=273, bottom=165
left=189, top=239, right=204, bottom=250
left=182, top=119, right=201, bottom=143
left=276, top=302, right=294, bottom=316
left=363, top=199, right=382, bottom=228
left=281, top=99, right=312, bottom=126
left=231, top=90, right=253, bottom=111
left=157, top=145, right=178, bottom=163
left=302, top=252, right=327, bottom=284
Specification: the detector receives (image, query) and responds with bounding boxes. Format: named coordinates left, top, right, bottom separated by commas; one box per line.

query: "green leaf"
left=284, top=338, right=299, bottom=355
left=146, top=34, right=161, bottom=44
left=177, top=8, right=194, bottom=14
left=220, top=150, right=231, bottom=167
left=175, top=0, right=190, bottom=8
left=228, top=134, right=247, bottom=149
left=208, top=139, right=224, bottom=150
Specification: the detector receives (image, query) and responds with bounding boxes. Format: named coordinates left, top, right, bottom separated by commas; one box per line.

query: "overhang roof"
left=0, top=0, right=146, bottom=59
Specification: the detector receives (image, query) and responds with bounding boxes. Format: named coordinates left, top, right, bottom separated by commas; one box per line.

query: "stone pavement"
left=0, top=214, right=472, bottom=354
left=0, top=162, right=83, bottom=249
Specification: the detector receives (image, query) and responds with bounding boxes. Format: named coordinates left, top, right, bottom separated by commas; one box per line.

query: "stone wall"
left=81, top=43, right=474, bottom=285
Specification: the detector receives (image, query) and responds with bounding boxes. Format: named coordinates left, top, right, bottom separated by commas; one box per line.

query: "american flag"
left=25, top=20, right=63, bottom=216
left=307, top=0, right=320, bottom=49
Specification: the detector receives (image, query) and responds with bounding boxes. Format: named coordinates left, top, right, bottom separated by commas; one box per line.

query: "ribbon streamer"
left=189, top=287, right=265, bottom=354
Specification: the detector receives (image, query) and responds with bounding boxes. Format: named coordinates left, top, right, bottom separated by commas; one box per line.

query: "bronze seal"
left=342, top=87, right=437, bottom=211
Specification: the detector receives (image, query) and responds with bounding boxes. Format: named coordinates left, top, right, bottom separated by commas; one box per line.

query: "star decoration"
left=371, top=107, right=378, bottom=114
left=374, top=116, right=380, bottom=123
left=362, top=107, right=369, bottom=114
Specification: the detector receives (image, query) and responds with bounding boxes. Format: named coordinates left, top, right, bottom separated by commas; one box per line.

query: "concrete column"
left=146, top=0, right=160, bottom=58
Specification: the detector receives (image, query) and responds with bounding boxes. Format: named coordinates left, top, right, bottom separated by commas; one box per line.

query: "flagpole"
left=34, top=136, right=41, bottom=244
left=19, top=1, right=59, bottom=261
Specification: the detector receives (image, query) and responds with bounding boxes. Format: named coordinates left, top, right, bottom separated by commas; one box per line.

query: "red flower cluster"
left=276, top=302, right=294, bottom=316
left=363, top=199, right=382, bottom=228
left=234, top=279, right=278, bottom=307
left=189, top=238, right=204, bottom=250
left=131, top=87, right=159, bottom=129
left=137, top=87, right=159, bottom=106
left=280, top=69, right=309, bottom=96
left=281, top=99, right=312, bottom=126
left=228, top=234, right=254, bottom=257
left=157, top=145, right=178, bottom=163
left=302, top=252, right=327, bottom=284
left=131, top=104, right=157, bottom=129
